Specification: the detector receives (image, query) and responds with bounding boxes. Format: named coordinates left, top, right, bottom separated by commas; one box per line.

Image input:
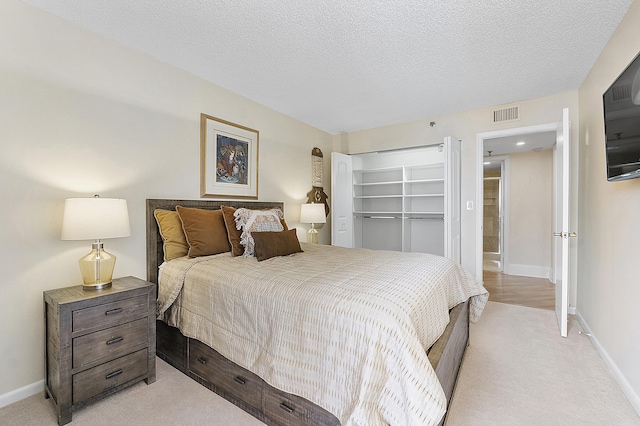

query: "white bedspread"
left=157, top=243, right=488, bottom=426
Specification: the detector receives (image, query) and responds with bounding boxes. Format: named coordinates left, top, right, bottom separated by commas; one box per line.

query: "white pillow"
left=234, top=208, right=284, bottom=257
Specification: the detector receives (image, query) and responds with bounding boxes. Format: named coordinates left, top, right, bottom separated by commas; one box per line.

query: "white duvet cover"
left=157, top=243, right=488, bottom=426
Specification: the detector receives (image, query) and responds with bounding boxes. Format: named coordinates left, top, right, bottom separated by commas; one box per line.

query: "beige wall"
left=577, top=0, right=640, bottom=412
left=508, top=150, right=553, bottom=273
left=0, top=0, right=333, bottom=399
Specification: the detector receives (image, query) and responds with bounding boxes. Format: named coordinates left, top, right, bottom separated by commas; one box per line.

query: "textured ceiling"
left=485, top=131, right=557, bottom=156
left=20, top=0, right=634, bottom=134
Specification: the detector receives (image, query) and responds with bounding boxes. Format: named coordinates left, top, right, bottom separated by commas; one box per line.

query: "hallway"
left=482, top=254, right=555, bottom=311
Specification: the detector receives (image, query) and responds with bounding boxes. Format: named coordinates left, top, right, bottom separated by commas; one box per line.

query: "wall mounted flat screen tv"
left=603, top=52, right=640, bottom=182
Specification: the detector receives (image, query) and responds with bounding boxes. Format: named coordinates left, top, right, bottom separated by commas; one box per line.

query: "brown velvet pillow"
left=153, top=209, right=189, bottom=261
left=176, top=206, right=231, bottom=257
left=252, top=229, right=303, bottom=261
left=221, top=205, right=244, bottom=257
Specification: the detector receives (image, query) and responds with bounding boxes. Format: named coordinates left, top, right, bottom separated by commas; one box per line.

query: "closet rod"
left=359, top=215, right=443, bottom=220
left=361, top=215, right=402, bottom=219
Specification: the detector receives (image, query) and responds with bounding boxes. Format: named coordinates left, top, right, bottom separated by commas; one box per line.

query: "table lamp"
left=61, top=195, right=131, bottom=290
left=300, top=203, right=326, bottom=244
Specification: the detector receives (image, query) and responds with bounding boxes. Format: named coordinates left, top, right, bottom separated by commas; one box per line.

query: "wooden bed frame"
left=146, top=198, right=469, bottom=426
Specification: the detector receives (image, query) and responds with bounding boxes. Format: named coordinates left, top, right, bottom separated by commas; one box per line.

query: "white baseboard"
left=575, top=309, right=640, bottom=417
left=504, top=263, right=551, bottom=280
left=0, top=380, right=44, bottom=409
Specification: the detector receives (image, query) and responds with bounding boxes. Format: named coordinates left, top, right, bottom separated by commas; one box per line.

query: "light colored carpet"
left=1, top=357, right=265, bottom=426
left=2, top=301, right=639, bottom=425
left=446, top=301, right=640, bottom=426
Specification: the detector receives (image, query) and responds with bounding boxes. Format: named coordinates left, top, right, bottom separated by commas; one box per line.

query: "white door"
left=554, top=108, right=571, bottom=337
left=444, top=137, right=461, bottom=263
left=498, top=160, right=506, bottom=271
left=331, top=152, right=353, bottom=247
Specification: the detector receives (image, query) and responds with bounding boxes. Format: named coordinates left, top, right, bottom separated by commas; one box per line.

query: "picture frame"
left=200, top=113, right=259, bottom=198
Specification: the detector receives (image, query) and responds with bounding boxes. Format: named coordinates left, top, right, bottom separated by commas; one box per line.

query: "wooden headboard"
left=146, top=199, right=285, bottom=285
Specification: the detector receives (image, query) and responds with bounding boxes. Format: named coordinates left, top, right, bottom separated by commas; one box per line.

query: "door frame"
left=475, top=122, right=560, bottom=281
left=482, top=155, right=509, bottom=272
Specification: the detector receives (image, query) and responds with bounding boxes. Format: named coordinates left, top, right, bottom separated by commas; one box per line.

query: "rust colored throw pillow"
left=252, top=229, right=303, bottom=261
left=153, top=209, right=189, bottom=261
left=221, top=205, right=244, bottom=257
left=176, top=206, right=231, bottom=257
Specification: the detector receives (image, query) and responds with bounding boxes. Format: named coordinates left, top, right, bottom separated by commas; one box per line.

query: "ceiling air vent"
left=611, top=84, right=631, bottom=102
left=492, top=105, right=519, bottom=124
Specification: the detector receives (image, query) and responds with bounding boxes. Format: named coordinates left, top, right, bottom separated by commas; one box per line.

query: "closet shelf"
left=354, top=181, right=403, bottom=186
left=353, top=166, right=403, bottom=173
left=354, top=195, right=402, bottom=199
left=405, top=178, right=445, bottom=183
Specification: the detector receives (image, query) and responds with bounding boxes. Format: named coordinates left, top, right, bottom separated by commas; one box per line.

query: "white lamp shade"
left=61, top=197, right=131, bottom=240
left=300, top=203, right=326, bottom=224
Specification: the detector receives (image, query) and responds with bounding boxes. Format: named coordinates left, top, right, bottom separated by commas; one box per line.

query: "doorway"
left=475, top=123, right=560, bottom=279
left=475, top=124, right=558, bottom=310
left=476, top=110, right=572, bottom=336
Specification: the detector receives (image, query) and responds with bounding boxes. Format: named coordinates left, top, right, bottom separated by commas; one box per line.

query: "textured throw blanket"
left=157, top=243, right=488, bottom=425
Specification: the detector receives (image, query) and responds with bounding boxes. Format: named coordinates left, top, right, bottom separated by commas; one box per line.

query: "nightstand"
left=44, top=276, right=156, bottom=426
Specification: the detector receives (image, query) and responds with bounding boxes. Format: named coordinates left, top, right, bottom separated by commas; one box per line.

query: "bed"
left=146, top=199, right=488, bottom=426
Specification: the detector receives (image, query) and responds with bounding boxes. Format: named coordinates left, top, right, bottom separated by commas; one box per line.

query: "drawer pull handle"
left=234, top=376, right=246, bottom=386
left=198, top=357, right=207, bottom=365
left=106, top=336, right=124, bottom=345
left=279, top=402, right=295, bottom=414
left=105, top=308, right=123, bottom=316
left=105, top=369, right=123, bottom=380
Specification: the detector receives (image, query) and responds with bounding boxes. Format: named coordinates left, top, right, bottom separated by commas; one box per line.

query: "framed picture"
left=200, top=113, right=259, bottom=198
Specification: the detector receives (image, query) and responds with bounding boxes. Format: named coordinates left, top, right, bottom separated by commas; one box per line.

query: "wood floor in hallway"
left=482, top=268, right=556, bottom=311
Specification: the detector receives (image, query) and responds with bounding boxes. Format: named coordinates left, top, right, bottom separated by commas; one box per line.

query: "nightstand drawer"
left=72, top=295, right=148, bottom=333
left=189, top=339, right=263, bottom=410
left=73, top=318, right=148, bottom=368
left=73, top=348, right=148, bottom=404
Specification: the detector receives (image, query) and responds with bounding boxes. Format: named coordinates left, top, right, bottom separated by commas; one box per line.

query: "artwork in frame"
left=200, top=113, right=259, bottom=198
